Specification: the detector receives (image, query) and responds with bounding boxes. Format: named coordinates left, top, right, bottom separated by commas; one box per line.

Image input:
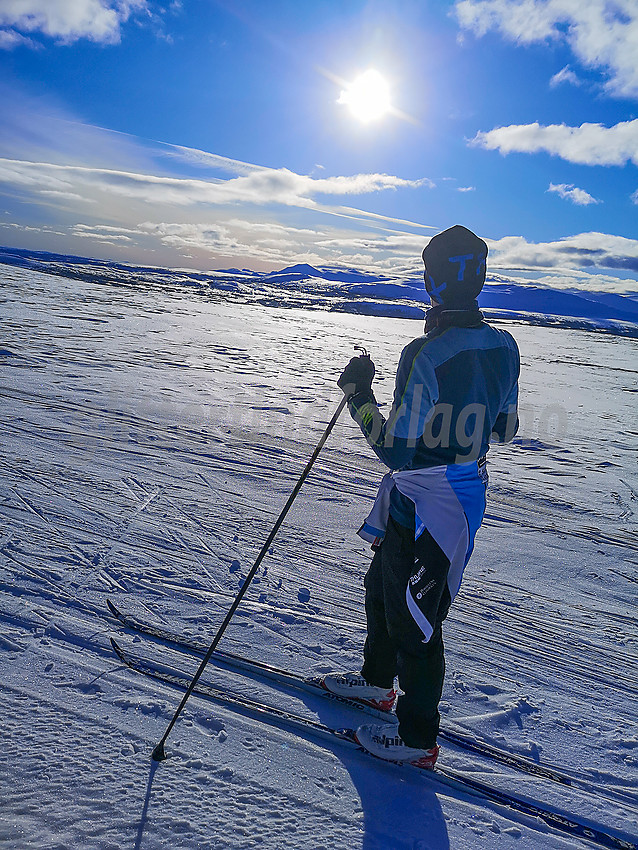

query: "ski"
left=106, top=599, right=391, bottom=722
left=107, top=599, right=574, bottom=786
left=110, top=637, right=636, bottom=850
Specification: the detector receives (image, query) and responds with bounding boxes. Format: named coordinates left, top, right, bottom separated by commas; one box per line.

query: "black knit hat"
left=422, top=225, right=488, bottom=307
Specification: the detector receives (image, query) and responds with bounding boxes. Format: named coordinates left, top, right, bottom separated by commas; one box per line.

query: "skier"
left=322, top=225, right=520, bottom=769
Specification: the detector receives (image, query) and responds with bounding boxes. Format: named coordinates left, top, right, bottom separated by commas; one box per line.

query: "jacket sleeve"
left=491, top=338, right=520, bottom=443
left=347, top=340, right=438, bottom=470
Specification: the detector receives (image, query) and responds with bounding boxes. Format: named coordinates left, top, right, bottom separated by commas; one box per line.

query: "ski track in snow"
left=0, top=265, right=637, bottom=849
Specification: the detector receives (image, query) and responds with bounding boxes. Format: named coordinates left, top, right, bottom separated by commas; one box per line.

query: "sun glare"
left=338, top=69, right=391, bottom=123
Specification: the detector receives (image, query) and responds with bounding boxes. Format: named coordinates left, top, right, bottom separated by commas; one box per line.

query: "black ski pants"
left=360, top=514, right=451, bottom=749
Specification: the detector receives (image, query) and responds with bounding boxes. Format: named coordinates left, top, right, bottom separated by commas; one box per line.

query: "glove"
left=337, top=354, right=375, bottom=399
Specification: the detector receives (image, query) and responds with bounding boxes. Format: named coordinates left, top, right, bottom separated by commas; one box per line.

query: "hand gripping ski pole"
left=151, top=393, right=349, bottom=761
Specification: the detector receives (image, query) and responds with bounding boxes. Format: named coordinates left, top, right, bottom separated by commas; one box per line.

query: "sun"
left=337, top=69, right=392, bottom=123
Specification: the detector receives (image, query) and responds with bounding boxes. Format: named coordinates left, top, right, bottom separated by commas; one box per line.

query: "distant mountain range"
left=260, top=262, right=391, bottom=284
left=478, top=282, right=638, bottom=323
left=2, top=246, right=637, bottom=336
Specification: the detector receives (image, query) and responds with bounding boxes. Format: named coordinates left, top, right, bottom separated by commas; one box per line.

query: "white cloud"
left=457, top=185, right=476, bottom=192
left=0, top=27, right=37, bottom=48
left=0, top=94, right=438, bottom=236
left=308, top=173, right=431, bottom=195
left=488, top=231, right=638, bottom=279
left=0, top=99, right=439, bottom=271
left=0, top=157, right=78, bottom=192
left=0, top=221, right=66, bottom=236
left=75, top=231, right=133, bottom=242
left=129, top=218, right=430, bottom=269
left=72, top=223, right=139, bottom=238
left=530, top=271, right=638, bottom=295
left=327, top=205, right=435, bottom=231
left=471, top=119, right=638, bottom=165
left=136, top=220, right=316, bottom=264
left=547, top=183, right=601, bottom=205
left=632, top=188, right=638, bottom=204
left=316, top=231, right=425, bottom=255
left=455, top=0, right=638, bottom=98
left=0, top=95, right=634, bottom=291
left=549, top=65, right=581, bottom=89
left=158, top=144, right=265, bottom=176
left=40, top=189, right=95, bottom=202
left=6, top=211, right=638, bottom=291
left=0, top=0, right=148, bottom=45
left=0, top=157, right=428, bottom=210
left=74, top=223, right=139, bottom=233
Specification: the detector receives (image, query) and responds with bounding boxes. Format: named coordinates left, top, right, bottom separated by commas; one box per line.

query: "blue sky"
left=0, top=0, right=637, bottom=292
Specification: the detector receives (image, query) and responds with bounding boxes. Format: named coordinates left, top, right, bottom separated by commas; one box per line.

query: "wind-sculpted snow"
left=2, top=245, right=638, bottom=337
left=0, top=264, right=636, bottom=849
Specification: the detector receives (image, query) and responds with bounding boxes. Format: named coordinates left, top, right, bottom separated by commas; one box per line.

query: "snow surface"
left=2, top=246, right=638, bottom=338
left=0, top=263, right=637, bottom=849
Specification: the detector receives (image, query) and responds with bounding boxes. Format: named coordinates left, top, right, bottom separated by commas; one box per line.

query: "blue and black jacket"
left=349, top=320, right=520, bottom=525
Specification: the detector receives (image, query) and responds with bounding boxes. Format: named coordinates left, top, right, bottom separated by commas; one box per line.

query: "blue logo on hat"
left=448, top=253, right=474, bottom=281
left=426, top=274, right=447, bottom=303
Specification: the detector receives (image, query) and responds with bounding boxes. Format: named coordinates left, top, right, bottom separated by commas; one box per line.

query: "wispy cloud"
left=135, top=219, right=334, bottom=266
left=454, top=0, right=638, bottom=98
left=547, top=183, right=601, bottom=206
left=158, top=144, right=265, bottom=176
left=470, top=119, right=638, bottom=166
left=0, top=0, right=149, bottom=46
left=324, top=206, right=436, bottom=231
left=0, top=91, right=439, bottom=271
left=549, top=65, right=581, bottom=89
left=0, top=28, right=39, bottom=49
left=0, top=84, right=154, bottom=172
left=3, top=208, right=638, bottom=292
left=0, top=157, right=429, bottom=210
left=72, top=223, right=138, bottom=241
left=59, top=219, right=428, bottom=271
left=1, top=88, right=635, bottom=294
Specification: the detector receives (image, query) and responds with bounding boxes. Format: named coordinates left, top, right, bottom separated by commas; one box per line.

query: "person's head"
left=422, top=225, right=488, bottom=309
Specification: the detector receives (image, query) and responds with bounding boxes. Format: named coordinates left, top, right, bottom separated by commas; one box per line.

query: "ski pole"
left=151, top=392, right=349, bottom=761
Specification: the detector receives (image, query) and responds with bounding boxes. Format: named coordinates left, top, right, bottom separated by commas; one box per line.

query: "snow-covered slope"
left=2, top=246, right=638, bottom=337
left=1, top=264, right=636, bottom=849
left=477, top=282, right=638, bottom=323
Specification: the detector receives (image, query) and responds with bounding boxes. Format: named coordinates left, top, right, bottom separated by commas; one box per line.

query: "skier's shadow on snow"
left=134, top=758, right=159, bottom=850
left=309, top=696, right=450, bottom=850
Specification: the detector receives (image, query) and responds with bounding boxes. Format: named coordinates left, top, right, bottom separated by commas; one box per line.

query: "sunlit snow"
left=0, top=262, right=636, bottom=849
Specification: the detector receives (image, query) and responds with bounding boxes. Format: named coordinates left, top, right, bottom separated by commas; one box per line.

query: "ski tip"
left=335, top=728, right=359, bottom=744
left=110, top=637, right=124, bottom=658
